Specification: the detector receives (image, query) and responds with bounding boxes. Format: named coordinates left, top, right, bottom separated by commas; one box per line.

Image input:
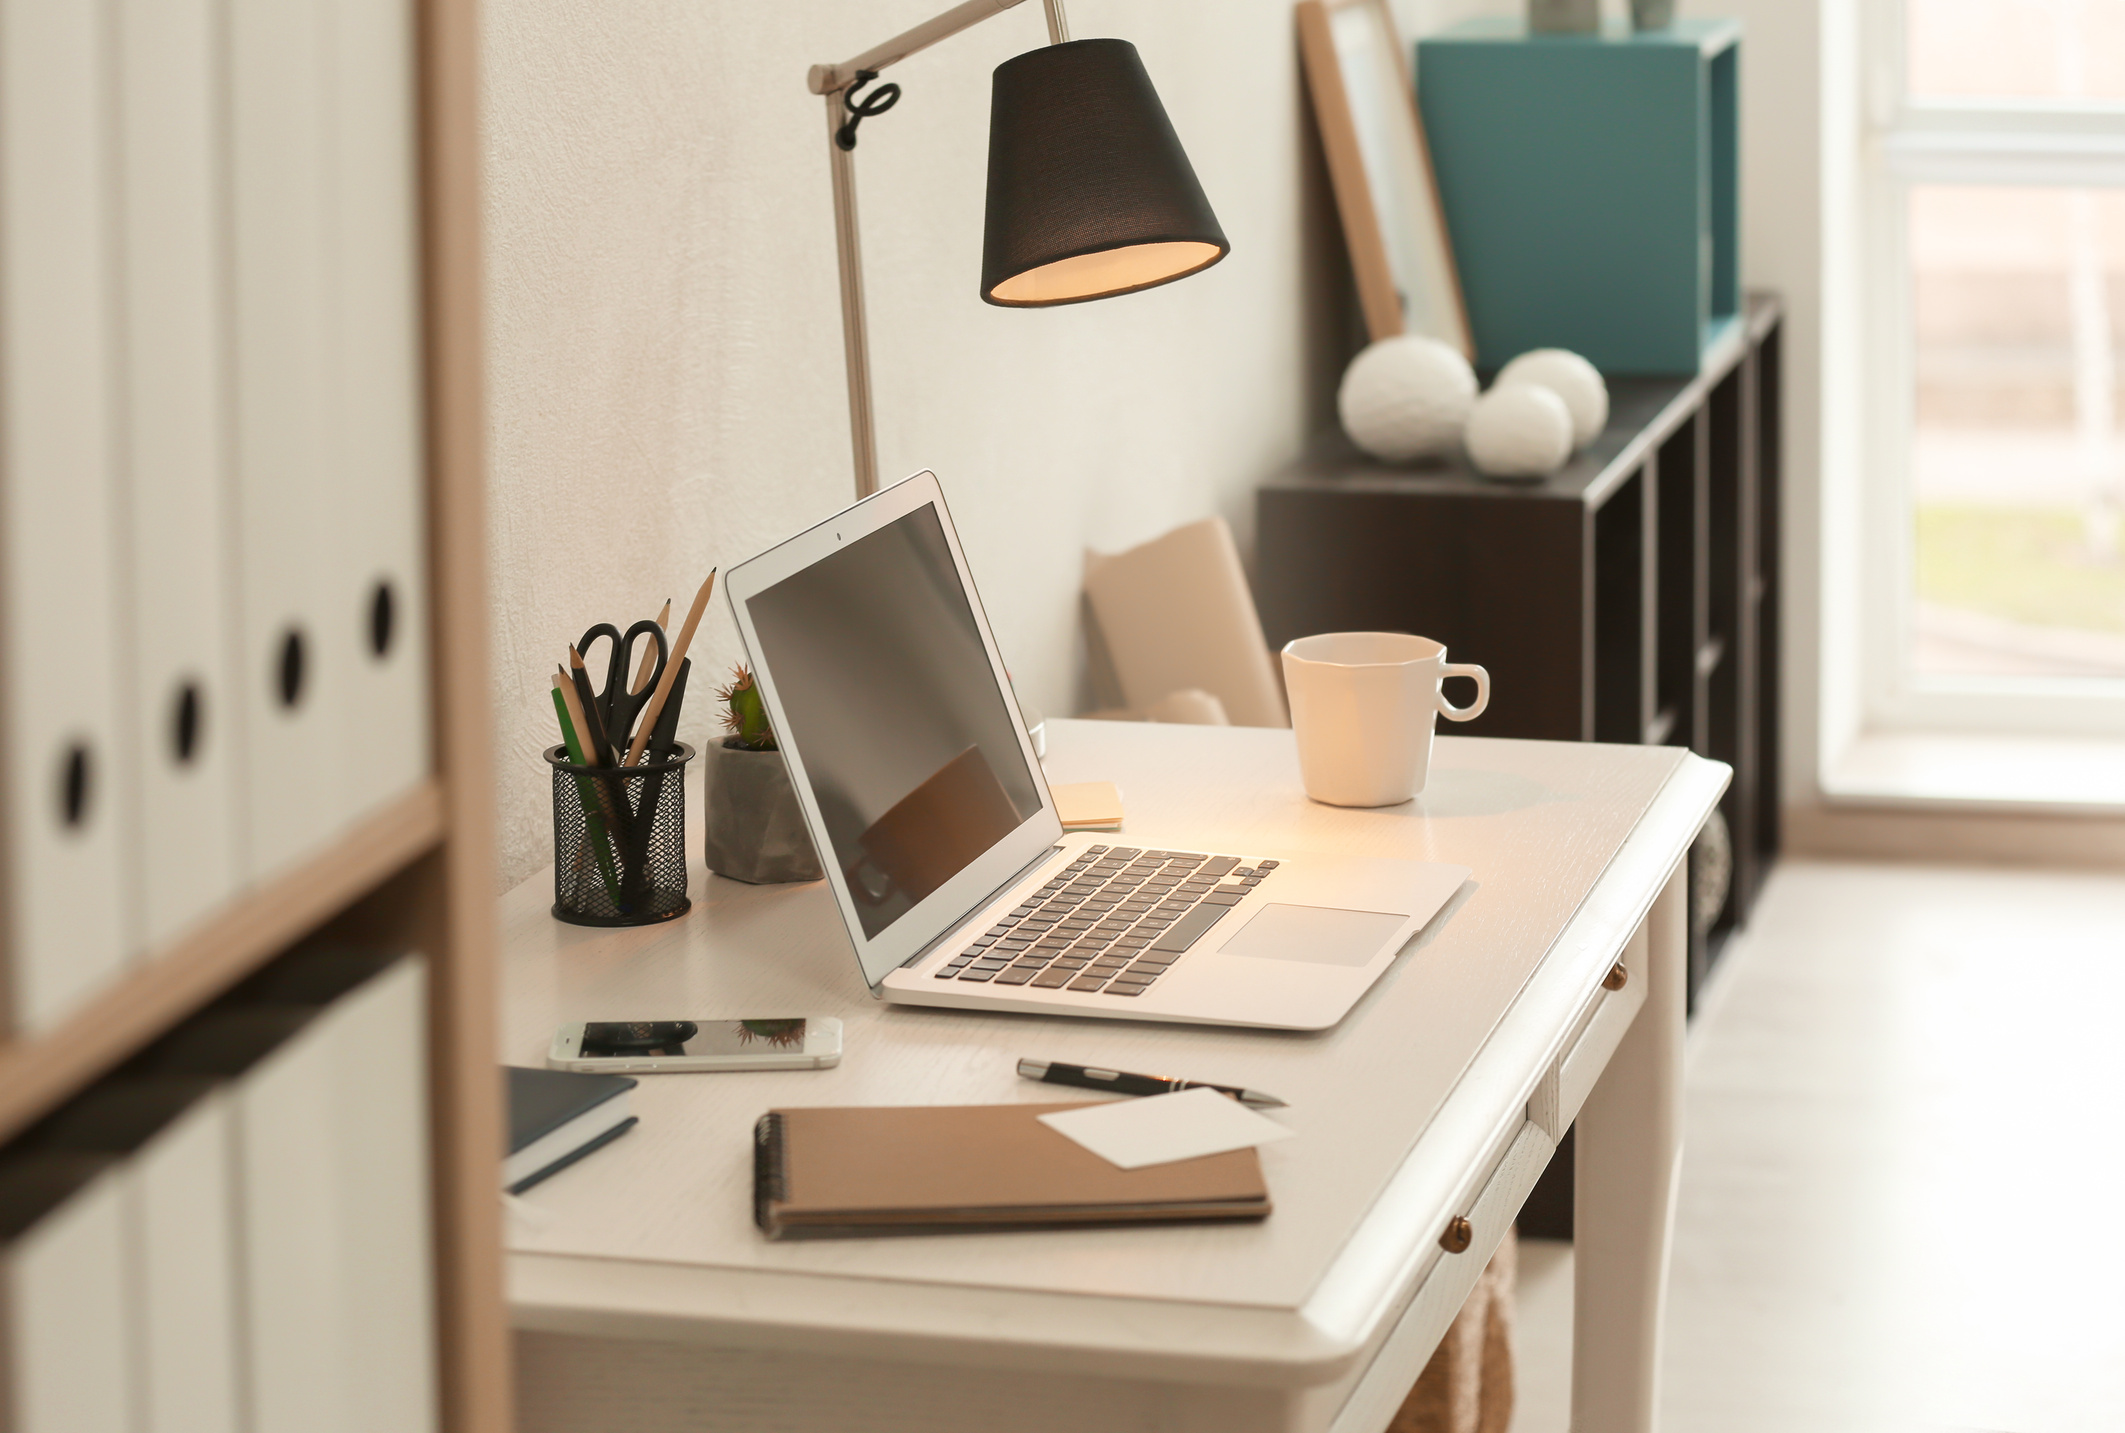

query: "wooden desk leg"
left=1571, top=859, right=1686, bottom=1433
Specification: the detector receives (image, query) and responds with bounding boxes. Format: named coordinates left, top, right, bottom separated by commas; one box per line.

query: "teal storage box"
left=1416, top=18, right=1739, bottom=374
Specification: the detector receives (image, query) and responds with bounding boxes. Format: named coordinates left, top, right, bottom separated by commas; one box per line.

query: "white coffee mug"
left=1280, top=633, right=1490, bottom=807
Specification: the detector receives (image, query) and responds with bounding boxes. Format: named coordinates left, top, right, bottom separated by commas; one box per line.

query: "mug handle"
left=1436, top=663, right=1490, bottom=722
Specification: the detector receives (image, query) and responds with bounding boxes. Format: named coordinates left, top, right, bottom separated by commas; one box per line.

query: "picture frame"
left=1296, top=0, right=1473, bottom=356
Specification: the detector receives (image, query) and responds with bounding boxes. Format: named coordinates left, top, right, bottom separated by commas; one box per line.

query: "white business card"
left=1038, top=1086, right=1294, bottom=1170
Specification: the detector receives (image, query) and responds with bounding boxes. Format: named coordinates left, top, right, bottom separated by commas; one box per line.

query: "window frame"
left=1859, top=0, right=2125, bottom=737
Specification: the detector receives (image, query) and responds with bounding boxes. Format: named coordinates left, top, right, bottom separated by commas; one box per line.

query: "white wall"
left=1814, top=0, right=1864, bottom=794
left=479, top=0, right=1832, bottom=889
left=1670, top=0, right=1842, bottom=813
left=481, top=0, right=1358, bottom=887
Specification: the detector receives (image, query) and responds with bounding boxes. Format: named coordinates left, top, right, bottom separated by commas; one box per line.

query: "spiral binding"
left=752, top=1112, right=788, bottom=1233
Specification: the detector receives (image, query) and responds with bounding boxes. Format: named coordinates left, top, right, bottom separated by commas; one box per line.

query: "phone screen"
left=577, top=1019, right=809, bottom=1059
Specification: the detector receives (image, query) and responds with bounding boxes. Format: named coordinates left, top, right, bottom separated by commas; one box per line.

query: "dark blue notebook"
left=504, top=1066, right=637, bottom=1195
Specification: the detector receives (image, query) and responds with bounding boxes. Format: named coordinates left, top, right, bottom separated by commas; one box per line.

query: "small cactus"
left=718, top=664, right=777, bottom=751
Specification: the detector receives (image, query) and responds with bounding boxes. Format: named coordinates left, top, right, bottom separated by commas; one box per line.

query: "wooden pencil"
left=568, top=643, right=615, bottom=765
left=554, top=662, right=601, bottom=766
left=558, top=659, right=639, bottom=873
left=625, top=569, right=714, bottom=766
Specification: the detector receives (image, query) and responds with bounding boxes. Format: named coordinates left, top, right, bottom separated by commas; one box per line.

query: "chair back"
left=1083, top=518, right=1289, bottom=728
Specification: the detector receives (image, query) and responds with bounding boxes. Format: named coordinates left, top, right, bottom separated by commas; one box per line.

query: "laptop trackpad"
left=1217, top=903, right=1408, bottom=968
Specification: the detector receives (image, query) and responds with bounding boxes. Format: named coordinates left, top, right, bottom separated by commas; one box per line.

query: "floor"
left=1508, top=859, right=2125, bottom=1433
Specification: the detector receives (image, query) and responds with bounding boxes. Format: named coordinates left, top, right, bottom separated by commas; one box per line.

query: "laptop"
left=724, top=471, right=1469, bottom=1031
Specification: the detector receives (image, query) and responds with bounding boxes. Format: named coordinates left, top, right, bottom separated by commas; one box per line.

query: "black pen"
left=1017, top=1058, right=1287, bottom=1109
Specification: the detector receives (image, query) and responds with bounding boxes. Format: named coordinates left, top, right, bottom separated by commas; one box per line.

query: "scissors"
left=576, top=619, right=669, bottom=756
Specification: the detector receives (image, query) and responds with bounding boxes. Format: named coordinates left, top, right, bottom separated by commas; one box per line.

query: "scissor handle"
left=616, top=619, right=668, bottom=696
left=575, top=623, right=625, bottom=691
left=602, top=619, right=670, bottom=751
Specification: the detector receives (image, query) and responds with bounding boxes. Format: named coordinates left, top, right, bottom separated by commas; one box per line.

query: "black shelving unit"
left=1255, top=294, right=1783, bottom=1238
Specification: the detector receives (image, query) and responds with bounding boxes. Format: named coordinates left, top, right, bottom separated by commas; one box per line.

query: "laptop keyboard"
left=931, top=846, right=1279, bottom=997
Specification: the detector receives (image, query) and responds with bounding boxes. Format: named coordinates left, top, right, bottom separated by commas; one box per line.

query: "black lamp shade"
left=981, top=38, right=1229, bottom=307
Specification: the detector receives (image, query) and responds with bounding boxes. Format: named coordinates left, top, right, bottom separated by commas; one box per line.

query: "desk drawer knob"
left=1603, top=962, right=1629, bottom=991
left=1440, top=1217, right=1473, bottom=1254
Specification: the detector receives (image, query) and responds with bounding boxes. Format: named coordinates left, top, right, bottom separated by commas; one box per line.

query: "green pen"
left=552, top=683, right=626, bottom=908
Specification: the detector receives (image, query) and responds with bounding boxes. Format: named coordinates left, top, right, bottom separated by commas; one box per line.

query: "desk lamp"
left=809, top=0, right=1229, bottom=497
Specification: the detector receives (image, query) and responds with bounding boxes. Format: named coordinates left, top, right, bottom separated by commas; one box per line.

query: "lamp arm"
left=810, top=0, right=1070, bottom=498
left=823, top=103, right=880, bottom=499
left=810, top=0, right=1030, bottom=97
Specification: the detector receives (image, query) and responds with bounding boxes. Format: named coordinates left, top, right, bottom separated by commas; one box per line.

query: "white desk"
left=500, top=721, right=1726, bottom=1433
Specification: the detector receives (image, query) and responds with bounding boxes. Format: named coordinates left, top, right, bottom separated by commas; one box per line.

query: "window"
left=1863, top=0, right=2125, bottom=733
left=1907, top=0, right=2125, bottom=103
left=1908, top=183, right=2125, bottom=681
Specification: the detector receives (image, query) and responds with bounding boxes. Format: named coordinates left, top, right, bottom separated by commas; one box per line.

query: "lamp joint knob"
left=836, top=70, right=901, bottom=151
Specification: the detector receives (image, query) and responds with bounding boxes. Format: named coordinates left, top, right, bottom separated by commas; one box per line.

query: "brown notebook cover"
left=753, top=1102, right=1272, bottom=1239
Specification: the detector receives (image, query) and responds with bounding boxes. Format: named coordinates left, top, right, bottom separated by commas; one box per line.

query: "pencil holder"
left=547, top=743, right=694, bottom=927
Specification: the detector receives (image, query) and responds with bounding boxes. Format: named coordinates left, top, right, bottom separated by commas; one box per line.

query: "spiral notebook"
left=752, top=1102, right=1270, bottom=1240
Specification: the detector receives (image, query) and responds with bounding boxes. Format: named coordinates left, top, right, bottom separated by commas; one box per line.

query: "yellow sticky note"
left=1051, top=780, right=1124, bottom=832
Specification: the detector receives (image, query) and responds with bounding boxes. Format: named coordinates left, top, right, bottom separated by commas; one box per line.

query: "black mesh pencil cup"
left=547, top=743, right=694, bottom=926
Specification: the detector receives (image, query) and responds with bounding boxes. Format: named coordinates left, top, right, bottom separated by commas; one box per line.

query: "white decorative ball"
left=1465, top=383, right=1574, bottom=479
left=1495, top=348, right=1608, bottom=448
left=1337, top=336, right=1477, bottom=462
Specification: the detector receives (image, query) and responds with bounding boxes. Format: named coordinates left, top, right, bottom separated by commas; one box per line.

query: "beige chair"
left=1082, top=517, right=1289, bottom=727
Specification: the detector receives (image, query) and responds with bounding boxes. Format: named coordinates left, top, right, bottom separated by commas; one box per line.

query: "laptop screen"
left=746, top=502, right=1045, bottom=939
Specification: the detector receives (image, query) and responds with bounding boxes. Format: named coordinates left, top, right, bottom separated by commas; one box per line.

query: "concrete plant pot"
left=701, top=739, right=824, bottom=885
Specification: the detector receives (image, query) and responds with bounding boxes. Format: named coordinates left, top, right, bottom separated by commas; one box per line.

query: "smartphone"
left=548, top=1017, right=843, bottom=1073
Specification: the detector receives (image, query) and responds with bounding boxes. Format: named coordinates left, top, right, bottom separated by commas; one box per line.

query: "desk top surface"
left=499, top=721, right=1686, bottom=1314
